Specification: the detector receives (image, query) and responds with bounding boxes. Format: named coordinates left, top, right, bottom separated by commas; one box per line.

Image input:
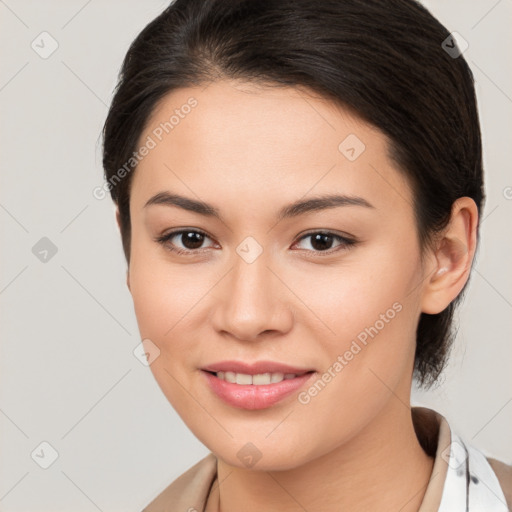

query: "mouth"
left=200, top=361, right=316, bottom=410
left=204, top=370, right=311, bottom=385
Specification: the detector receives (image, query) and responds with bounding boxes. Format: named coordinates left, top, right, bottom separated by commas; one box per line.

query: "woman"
left=102, top=0, right=512, bottom=510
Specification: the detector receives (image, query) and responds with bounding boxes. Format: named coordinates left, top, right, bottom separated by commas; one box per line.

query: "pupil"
left=311, top=233, right=333, bottom=251
left=183, top=231, right=204, bottom=249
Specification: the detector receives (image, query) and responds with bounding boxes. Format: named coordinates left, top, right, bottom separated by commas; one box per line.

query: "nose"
left=210, top=248, right=294, bottom=343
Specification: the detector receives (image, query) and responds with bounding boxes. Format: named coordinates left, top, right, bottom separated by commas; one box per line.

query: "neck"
left=209, top=397, right=434, bottom=512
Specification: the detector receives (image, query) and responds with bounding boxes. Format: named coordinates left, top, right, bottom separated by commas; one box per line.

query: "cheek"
left=288, top=300, right=419, bottom=465
left=288, top=237, right=420, bottom=348
left=128, top=234, right=208, bottom=340
left=128, top=262, right=204, bottom=413
left=289, top=242, right=421, bottom=411
left=130, top=269, right=203, bottom=358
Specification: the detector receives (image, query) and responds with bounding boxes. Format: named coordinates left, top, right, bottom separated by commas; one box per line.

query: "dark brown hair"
left=102, top=0, right=484, bottom=389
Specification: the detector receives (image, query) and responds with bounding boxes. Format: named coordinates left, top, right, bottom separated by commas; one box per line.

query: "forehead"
left=130, top=79, right=413, bottom=219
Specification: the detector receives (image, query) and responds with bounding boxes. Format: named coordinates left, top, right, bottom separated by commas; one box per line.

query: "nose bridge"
left=214, top=240, right=292, bottom=340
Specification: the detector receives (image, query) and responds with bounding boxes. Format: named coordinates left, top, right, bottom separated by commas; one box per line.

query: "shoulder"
left=412, top=406, right=511, bottom=510
left=142, top=453, right=217, bottom=512
left=487, top=456, right=512, bottom=511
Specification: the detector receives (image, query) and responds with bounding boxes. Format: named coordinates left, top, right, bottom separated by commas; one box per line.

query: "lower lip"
left=202, top=370, right=315, bottom=410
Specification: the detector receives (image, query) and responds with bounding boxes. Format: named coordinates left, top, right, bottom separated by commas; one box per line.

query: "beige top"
left=142, top=407, right=512, bottom=511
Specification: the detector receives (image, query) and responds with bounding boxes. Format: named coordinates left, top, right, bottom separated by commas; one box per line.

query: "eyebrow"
left=144, top=191, right=374, bottom=221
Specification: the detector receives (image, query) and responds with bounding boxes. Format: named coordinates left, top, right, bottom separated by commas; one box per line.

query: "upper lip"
left=202, top=360, right=314, bottom=375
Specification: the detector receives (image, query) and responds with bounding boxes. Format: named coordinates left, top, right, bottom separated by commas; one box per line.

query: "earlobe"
left=421, top=197, right=478, bottom=315
left=126, top=270, right=131, bottom=292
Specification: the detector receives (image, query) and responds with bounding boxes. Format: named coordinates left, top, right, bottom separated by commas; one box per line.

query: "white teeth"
left=235, top=373, right=252, bottom=385
left=252, top=373, right=271, bottom=385
left=270, top=372, right=284, bottom=383
left=224, top=371, right=236, bottom=383
left=215, top=371, right=298, bottom=385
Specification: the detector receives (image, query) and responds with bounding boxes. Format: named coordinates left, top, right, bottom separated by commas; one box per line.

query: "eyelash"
left=154, top=229, right=357, bottom=257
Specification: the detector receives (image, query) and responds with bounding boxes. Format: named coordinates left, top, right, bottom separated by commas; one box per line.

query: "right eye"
left=154, top=229, right=217, bottom=255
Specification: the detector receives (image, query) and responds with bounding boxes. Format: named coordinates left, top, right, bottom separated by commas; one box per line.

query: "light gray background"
left=0, top=1, right=510, bottom=510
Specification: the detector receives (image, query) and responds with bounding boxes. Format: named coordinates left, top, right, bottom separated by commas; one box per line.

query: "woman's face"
left=127, top=80, right=431, bottom=470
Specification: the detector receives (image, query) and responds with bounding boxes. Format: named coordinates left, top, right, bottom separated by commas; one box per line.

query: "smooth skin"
left=118, top=79, right=478, bottom=512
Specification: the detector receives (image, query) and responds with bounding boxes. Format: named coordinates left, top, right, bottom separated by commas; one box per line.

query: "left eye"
left=293, top=232, right=356, bottom=253
left=155, top=229, right=356, bottom=255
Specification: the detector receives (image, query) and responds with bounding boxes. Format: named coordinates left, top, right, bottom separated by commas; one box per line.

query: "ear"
left=126, top=268, right=131, bottom=292
left=115, top=207, right=122, bottom=231
left=115, top=206, right=131, bottom=292
left=421, top=197, right=479, bottom=315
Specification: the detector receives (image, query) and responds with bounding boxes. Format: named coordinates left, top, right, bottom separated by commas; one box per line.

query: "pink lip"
left=202, top=360, right=314, bottom=375
left=201, top=362, right=316, bottom=410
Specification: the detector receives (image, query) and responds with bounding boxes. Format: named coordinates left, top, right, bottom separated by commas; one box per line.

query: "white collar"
left=437, top=419, right=508, bottom=511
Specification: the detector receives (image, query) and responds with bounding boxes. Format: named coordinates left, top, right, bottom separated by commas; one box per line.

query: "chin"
left=198, top=433, right=320, bottom=472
